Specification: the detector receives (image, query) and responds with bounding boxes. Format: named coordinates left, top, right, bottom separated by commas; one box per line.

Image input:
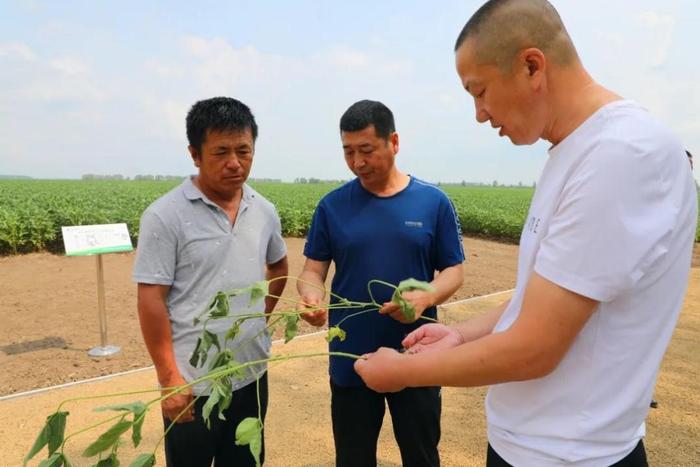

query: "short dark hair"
left=339, top=100, right=396, bottom=140
left=454, top=0, right=577, bottom=70
left=186, top=97, right=258, bottom=152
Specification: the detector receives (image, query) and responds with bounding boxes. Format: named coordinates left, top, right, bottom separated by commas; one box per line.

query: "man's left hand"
left=380, top=290, right=434, bottom=323
left=354, top=347, right=408, bottom=392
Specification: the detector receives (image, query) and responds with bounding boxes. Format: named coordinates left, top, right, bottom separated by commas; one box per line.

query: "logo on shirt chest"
left=404, top=220, right=424, bottom=228
left=526, top=215, right=541, bottom=234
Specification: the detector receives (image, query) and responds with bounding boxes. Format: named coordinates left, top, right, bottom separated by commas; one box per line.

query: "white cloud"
left=637, top=11, right=675, bottom=68
left=50, top=56, right=90, bottom=75
left=0, top=42, right=36, bottom=61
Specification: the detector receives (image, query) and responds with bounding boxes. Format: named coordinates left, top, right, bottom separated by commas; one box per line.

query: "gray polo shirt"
left=133, top=177, right=286, bottom=395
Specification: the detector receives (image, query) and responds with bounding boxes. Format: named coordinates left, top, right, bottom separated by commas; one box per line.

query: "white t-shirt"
left=486, top=100, right=697, bottom=466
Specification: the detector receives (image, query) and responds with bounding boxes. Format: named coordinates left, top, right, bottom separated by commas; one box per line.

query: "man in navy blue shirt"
left=297, top=100, right=465, bottom=467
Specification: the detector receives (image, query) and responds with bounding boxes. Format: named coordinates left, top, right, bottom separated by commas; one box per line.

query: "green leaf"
left=226, top=359, right=246, bottom=381
left=225, top=321, right=241, bottom=342
left=24, top=411, right=69, bottom=466
left=391, top=278, right=435, bottom=322
left=203, top=330, right=221, bottom=353
left=82, top=420, right=133, bottom=458
left=94, top=402, right=146, bottom=415
left=94, top=453, right=120, bottom=466
left=188, top=337, right=203, bottom=368
left=248, top=280, right=269, bottom=306
left=201, top=388, right=221, bottom=430
left=93, top=402, right=147, bottom=448
left=209, top=292, right=230, bottom=318
left=326, top=326, right=346, bottom=343
left=235, top=417, right=263, bottom=466
left=284, top=313, right=299, bottom=343
left=38, top=452, right=66, bottom=467
left=131, top=406, right=147, bottom=448
left=208, top=349, right=233, bottom=370
left=391, top=292, right=415, bottom=322
left=217, top=389, right=233, bottom=420
left=190, top=330, right=221, bottom=368
left=396, top=278, right=435, bottom=293
left=47, top=411, right=69, bottom=456
left=129, top=454, right=155, bottom=467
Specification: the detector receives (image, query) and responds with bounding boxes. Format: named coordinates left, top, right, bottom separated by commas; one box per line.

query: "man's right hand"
left=402, top=323, right=464, bottom=354
left=160, top=376, right=195, bottom=423
left=298, top=295, right=328, bottom=327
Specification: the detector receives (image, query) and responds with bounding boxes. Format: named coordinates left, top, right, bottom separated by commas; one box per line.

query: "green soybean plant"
left=24, top=277, right=433, bottom=467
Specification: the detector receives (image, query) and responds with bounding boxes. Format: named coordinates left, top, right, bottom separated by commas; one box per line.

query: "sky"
left=1, top=0, right=698, bottom=185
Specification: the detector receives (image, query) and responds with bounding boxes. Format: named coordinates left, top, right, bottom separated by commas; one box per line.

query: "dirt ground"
left=0, top=237, right=518, bottom=396
left=1, top=238, right=699, bottom=466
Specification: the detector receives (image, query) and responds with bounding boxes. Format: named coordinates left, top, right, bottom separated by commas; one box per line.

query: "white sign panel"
left=61, top=223, right=133, bottom=256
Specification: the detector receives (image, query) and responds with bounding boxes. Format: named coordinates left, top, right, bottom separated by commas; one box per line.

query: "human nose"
left=353, top=154, right=366, bottom=168
left=475, top=100, right=489, bottom=124
left=225, top=155, right=242, bottom=170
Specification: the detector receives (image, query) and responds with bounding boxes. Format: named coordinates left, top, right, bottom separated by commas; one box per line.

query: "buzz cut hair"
left=454, top=0, right=579, bottom=71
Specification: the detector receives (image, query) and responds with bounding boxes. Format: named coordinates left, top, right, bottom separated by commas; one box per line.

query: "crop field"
left=1, top=179, right=698, bottom=255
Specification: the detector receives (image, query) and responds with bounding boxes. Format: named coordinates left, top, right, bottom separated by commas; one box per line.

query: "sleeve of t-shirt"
left=303, top=201, right=332, bottom=261
left=534, top=141, right=677, bottom=303
left=132, top=209, right=177, bottom=285
left=434, top=194, right=466, bottom=271
left=266, top=207, right=287, bottom=264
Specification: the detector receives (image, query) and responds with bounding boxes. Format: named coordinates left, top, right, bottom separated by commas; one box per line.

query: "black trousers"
left=487, top=440, right=648, bottom=467
left=331, top=380, right=441, bottom=467
left=163, top=373, right=268, bottom=467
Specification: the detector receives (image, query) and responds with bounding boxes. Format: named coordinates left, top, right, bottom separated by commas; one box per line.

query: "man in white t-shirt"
left=354, top=1, right=697, bottom=466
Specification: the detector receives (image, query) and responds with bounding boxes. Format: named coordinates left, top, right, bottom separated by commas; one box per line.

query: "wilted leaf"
left=225, top=321, right=241, bottom=342
left=82, top=420, right=133, bottom=458
left=235, top=417, right=262, bottom=466
left=248, top=281, right=269, bottom=306
left=209, top=292, right=230, bottom=318
left=226, top=359, right=246, bottom=381
left=203, top=330, right=221, bottom=353
left=94, top=402, right=145, bottom=415
left=209, top=349, right=233, bottom=370
left=396, top=278, right=434, bottom=294
left=284, top=313, right=299, bottom=343
left=188, top=337, right=203, bottom=368
left=325, top=326, right=346, bottom=343
left=391, top=293, right=415, bottom=322
left=94, top=452, right=120, bottom=466
left=201, top=388, right=221, bottom=430
left=391, top=278, right=435, bottom=322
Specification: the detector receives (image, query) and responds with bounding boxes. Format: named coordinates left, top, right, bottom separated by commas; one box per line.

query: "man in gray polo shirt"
left=133, top=97, right=288, bottom=467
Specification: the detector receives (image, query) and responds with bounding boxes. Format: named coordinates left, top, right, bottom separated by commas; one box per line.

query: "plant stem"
left=336, top=307, right=380, bottom=327
left=154, top=395, right=201, bottom=452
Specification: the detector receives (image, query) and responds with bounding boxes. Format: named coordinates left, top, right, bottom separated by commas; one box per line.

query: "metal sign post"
left=88, top=253, right=120, bottom=357
left=61, top=223, right=133, bottom=357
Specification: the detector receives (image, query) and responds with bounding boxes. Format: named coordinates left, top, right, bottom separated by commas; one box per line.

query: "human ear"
left=390, top=132, right=400, bottom=155
left=519, top=48, right=545, bottom=76
left=188, top=145, right=201, bottom=167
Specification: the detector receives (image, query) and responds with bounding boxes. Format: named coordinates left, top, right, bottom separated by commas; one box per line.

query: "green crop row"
left=0, top=180, right=697, bottom=255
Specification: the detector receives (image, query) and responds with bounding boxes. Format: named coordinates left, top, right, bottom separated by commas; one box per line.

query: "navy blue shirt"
left=304, top=176, right=465, bottom=386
